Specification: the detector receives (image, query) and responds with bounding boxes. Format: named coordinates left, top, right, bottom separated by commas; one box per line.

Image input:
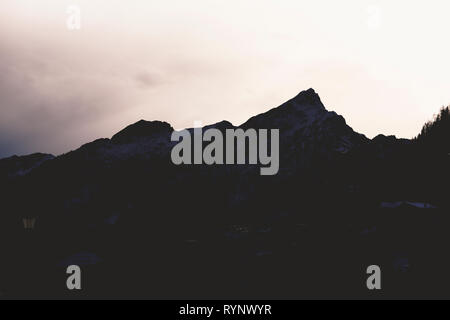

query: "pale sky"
left=1, top=0, right=449, bottom=157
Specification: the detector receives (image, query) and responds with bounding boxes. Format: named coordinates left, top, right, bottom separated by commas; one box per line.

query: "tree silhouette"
left=415, top=106, right=450, bottom=154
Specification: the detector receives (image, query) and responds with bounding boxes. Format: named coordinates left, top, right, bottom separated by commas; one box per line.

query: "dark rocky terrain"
left=0, top=89, right=448, bottom=299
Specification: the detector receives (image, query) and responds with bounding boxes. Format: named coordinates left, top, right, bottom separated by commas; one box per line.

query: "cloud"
left=1, top=0, right=449, bottom=158
left=135, top=71, right=163, bottom=89
left=0, top=11, right=241, bottom=158
left=0, top=30, right=141, bottom=157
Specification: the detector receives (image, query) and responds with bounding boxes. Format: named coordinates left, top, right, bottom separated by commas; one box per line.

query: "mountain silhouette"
left=0, top=89, right=448, bottom=299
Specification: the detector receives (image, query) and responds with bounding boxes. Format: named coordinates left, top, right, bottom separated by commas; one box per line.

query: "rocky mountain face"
left=0, top=89, right=448, bottom=299
left=0, top=88, right=441, bottom=235
left=0, top=89, right=369, bottom=178
left=0, top=153, right=54, bottom=179
left=0, top=89, right=377, bottom=220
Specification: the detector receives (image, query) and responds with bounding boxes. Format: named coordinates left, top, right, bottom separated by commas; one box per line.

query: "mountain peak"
left=240, top=88, right=328, bottom=129
left=0, top=153, right=55, bottom=178
left=111, top=120, right=173, bottom=144
left=203, top=120, right=235, bottom=131
left=292, top=88, right=325, bottom=110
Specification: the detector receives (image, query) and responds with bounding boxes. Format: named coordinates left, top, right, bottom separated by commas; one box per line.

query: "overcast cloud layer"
left=1, top=0, right=449, bottom=158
